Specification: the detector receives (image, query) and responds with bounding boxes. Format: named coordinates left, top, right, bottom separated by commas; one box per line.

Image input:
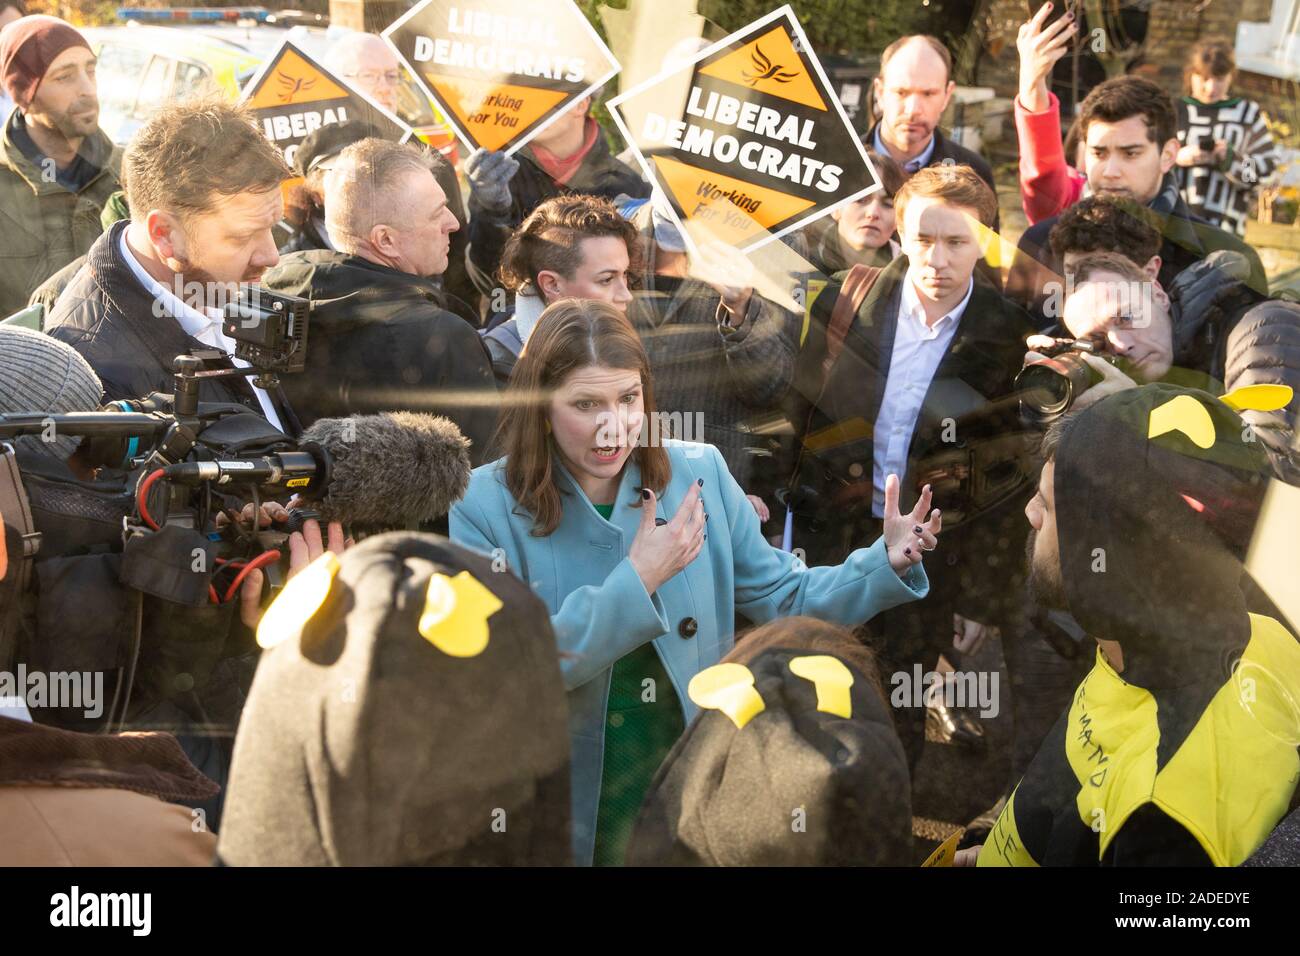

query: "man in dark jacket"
left=1010, top=76, right=1268, bottom=315
left=0, top=15, right=121, bottom=317
left=789, top=165, right=1035, bottom=769
left=462, top=96, right=650, bottom=297
left=261, top=137, right=499, bottom=464
left=45, top=98, right=297, bottom=430
left=629, top=199, right=798, bottom=504
left=279, top=118, right=478, bottom=326
left=867, top=37, right=997, bottom=211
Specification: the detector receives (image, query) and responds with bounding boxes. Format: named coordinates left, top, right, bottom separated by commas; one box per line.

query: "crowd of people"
left=0, top=3, right=1298, bottom=869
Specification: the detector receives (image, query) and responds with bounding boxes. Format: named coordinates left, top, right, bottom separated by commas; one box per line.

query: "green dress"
left=590, top=503, right=686, bottom=866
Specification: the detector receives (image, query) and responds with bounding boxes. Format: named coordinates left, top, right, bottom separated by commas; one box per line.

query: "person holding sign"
left=450, top=299, right=941, bottom=866
left=463, top=96, right=649, bottom=300
left=324, top=32, right=405, bottom=115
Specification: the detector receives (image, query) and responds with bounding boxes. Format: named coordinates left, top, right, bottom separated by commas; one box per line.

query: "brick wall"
left=975, top=0, right=1246, bottom=98
left=1235, top=70, right=1300, bottom=147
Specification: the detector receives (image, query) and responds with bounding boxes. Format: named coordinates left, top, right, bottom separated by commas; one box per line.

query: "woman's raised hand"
left=882, top=474, right=942, bottom=577
left=629, top=480, right=706, bottom=596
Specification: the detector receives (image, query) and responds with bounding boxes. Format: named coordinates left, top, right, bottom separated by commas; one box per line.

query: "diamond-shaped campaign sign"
left=608, top=4, right=878, bottom=254
left=240, top=40, right=412, bottom=171
left=383, top=0, right=620, bottom=155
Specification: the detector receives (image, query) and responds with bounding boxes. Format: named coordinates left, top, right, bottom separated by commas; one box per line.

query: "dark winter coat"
left=259, top=249, right=500, bottom=464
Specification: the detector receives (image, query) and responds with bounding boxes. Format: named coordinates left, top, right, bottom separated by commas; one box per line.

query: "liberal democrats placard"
left=383, top=0, right=621, bottom=155
left=240, top=40, right=412, bottom=171
left=608, top=5, right=878, bottom=253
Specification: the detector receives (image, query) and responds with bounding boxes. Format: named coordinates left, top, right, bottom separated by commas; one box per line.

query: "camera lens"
left=1016, top=363, right=1073, bottom=416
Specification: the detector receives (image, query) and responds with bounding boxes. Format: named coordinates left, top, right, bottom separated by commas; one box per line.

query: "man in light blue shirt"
left=791, top=165, right=1034, bottom=769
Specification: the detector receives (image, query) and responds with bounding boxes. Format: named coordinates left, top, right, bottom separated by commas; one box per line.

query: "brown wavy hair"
left=123, top=95, right=290, bottom=222
left=499, top=298, right=671, bottom=536
left=1078, top=76, right=1177, bottom=147
left=1049, top=196, right=1162, bottom=266
left=498, top=194, right=640, bottom=293
left=894, top=163, right=998, bottom=228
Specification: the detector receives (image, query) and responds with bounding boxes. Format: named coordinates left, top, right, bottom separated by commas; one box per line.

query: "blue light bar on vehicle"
left=116, top=7, right=271, bottom=22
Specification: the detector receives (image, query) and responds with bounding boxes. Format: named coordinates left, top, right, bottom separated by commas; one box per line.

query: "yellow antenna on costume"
left=419, top=571, right=502, bottom=658
left=256, top=551, right=341, bottom=649
left=788, top=655, right=854, bottom=718
left=1219, top=384, right=1294, bottom=414
left=1148, top=394, right=1216, bottom=449
left=689, top=663, right=765, bottom=729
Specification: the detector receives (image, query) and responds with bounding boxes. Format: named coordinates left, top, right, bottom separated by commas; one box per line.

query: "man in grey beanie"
left=0, top=324, right=102, bottom=472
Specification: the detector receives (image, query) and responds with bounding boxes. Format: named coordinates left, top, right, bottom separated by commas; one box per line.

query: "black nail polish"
left=705, top=513, right=710, bottom=522
left=914, top=525, right=922, bottom=534
left=905, top=547, right=912, bottom=556
left=641, top=488, right=651, bottom=500
left=697, top=478, right=704, bottom=487
left=655, top=517, right=668, bottom=526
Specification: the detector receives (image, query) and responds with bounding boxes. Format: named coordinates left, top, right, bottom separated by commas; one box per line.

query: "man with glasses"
left=322, top=30, right=476, bottom=320
left=323, top=31, right=402, bottom=114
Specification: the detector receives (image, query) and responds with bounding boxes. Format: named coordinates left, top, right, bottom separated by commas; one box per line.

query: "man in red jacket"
left=1013, top=4, right=1084, bottom=224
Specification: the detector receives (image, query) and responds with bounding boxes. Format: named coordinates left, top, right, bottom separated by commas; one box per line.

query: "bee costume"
left=980, top=384, right=1300, bottom=867
left=217, top=533, right=573, bottom=866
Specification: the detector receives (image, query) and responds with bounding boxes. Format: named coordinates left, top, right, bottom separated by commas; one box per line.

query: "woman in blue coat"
left=450, top=299, right=943, bottom=866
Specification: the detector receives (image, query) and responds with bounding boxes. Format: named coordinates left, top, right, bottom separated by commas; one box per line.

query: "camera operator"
left=1030, top=250, right=1300, bottom=483
left=260, top=138, right=499, bottom=463
left=0, top=328, right=293, bottom=828
left=45, top=97, right=297, bottom=434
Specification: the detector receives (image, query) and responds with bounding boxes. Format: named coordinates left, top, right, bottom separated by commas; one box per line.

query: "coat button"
left=678, top=617, right=698, bottom=639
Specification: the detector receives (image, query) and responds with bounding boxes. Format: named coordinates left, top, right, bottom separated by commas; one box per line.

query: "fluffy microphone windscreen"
left=301, top=412, right=472, bottom=530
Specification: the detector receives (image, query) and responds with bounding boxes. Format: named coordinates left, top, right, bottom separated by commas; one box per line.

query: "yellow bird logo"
left=742, top=45, right=799, bottom=87
left=276, top=70, right=316, bottom=103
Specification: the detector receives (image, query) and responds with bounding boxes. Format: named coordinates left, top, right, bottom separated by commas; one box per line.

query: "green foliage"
left=694, top=0, right=940, bottom=56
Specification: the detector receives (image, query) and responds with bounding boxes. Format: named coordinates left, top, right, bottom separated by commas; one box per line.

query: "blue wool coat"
left=450, top=440, right=929, bottom=865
